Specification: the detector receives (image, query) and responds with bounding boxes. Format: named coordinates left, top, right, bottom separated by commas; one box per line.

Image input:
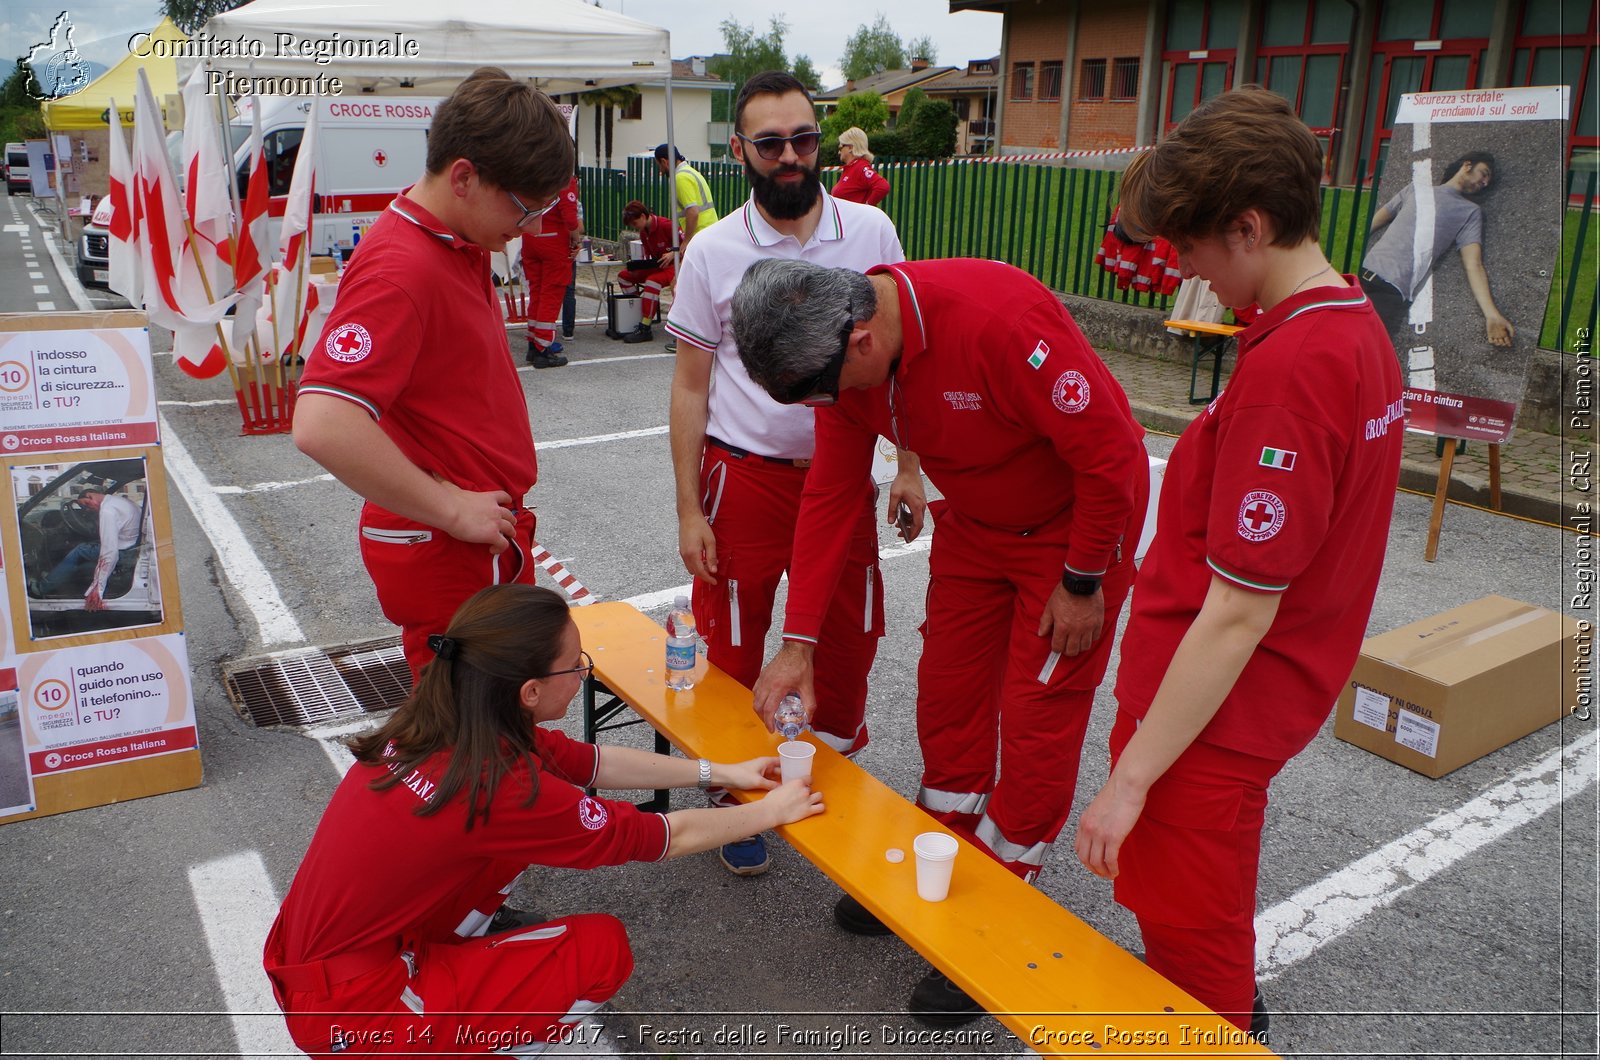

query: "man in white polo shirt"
left=665, top=70, right=920, bottom=879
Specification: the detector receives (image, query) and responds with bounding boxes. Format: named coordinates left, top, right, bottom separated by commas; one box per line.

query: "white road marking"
left=514, top=351, right=674, bottom=376
left=31, top=284, right=48, bottom=294
left=539, top=425, right=669, bottom=450
left=160, top=413, right=305, bottom=647
left=28, top=270, right=42, bottom=279
left=36, top=302, right=54, bottom=311
left=160, top=397, right=241, bottom=407
left=1256, top=727, right=1599, bottom=977
left=214, top=473, right=337, bottom=495
left=37, top=220, right=94, bottom=312
left=188, top=852, right=298, bottom=1057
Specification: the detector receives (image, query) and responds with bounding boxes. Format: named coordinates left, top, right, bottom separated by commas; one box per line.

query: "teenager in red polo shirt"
left=1073, top=88, right=1404, bottom=1044
left=265, top=585, right=822, bottom=1057
left=295, top=69, right=571, bottom=681
left=729, top=255, right=1148, bottom=1025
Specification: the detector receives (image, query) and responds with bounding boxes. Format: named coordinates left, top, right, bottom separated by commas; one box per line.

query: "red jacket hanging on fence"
left=1095, top=206, right=1183, bottom=296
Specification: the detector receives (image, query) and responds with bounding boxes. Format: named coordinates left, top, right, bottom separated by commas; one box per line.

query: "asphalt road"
left=0, top=194, right=1594, bottom=1059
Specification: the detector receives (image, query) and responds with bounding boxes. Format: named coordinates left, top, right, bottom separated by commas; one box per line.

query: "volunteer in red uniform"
left=832, top=127, right=890, bottom=207
left=265, top=584, right=823, bottom=1057
left=1073, top=88, right=1404, bottom=1044
left=732, top=255, right=1148, bottom=1024
left=295, top=69, right=570, bottom=681
left=617, top=200, right=677, bottom=344
left=664, top=71, right=918, bottom=879
left=520, top=173, right=581, bottom=367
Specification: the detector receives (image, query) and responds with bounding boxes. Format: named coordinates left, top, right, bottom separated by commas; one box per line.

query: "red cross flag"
left=105, top=97, right=141, bottom=305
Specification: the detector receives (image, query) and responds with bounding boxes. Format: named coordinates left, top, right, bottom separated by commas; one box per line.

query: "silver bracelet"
left=697, top=758, right=712, bottom=789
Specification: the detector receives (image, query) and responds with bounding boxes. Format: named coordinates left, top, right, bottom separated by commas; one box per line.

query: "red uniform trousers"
left=269, top=861, right=632, bottom=1057
left=693, top=441, right=882, bottom=798
left=617, top=264, right=674, bottom=323
left=915, top=499, right=1137, bottom=882
left=1108, top=710, right=1284, bottom=1032
left=521, top=233, right=571, bottom=350
left=359, top=504, right=537, bottom=681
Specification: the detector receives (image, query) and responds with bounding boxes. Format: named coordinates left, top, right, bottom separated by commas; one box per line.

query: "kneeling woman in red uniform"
left=266, top=584, right=822, bottom=1056
left=1074, top=86, right=1403, bottom=1044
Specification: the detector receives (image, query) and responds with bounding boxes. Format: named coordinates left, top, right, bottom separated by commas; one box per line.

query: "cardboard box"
left=1333, top=596, right=1576, bottom=778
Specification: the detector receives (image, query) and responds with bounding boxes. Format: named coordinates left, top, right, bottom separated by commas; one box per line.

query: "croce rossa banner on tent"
left=1359, top=85, right=1570, bottom=442
left=0, top=311, right=198, bottom=824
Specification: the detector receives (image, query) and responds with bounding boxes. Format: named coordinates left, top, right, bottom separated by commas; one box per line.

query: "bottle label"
left=666, top=640, right=696, bottom=671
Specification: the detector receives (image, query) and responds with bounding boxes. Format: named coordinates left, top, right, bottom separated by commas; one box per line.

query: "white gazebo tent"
left=187, top=0, right=689, bottom=244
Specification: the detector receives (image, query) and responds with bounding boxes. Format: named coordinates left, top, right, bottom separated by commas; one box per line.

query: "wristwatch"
left=1061, top=572, right=1102, bottom=596
left=697, top=758, right=713, bottom=788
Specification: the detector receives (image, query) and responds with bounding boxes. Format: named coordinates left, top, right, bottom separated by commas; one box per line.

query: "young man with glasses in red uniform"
left=664, top=71, right=921, bottom=879
left=294, top=67, right=574, bottom=681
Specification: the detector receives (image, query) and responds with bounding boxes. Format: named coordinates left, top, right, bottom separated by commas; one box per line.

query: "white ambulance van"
left=233, top=95, right=438, bottom=258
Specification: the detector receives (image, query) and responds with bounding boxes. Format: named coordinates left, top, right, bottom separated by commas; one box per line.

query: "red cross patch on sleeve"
left=325, top=323, right=373, bottom=363
left=1237, top=490, right=1287, bottom=541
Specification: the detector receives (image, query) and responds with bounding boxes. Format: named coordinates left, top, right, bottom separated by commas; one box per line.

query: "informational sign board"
left=0, top=312, right=198, bottom=825
left=1362, top=85, right=1570, bottom=442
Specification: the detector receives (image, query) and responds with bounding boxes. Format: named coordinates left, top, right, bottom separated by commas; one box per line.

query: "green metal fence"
left=579, top=157, right=1597, bottom=356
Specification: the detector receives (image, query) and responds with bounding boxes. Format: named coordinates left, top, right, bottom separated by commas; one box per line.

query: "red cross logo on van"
left=373, top=150, right=387, bottom=167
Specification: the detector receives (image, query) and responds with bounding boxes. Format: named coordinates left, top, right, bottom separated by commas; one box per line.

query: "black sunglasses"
left=737, top=130, right=822, bottom=161
left=775, top=308, right=855, bottom=407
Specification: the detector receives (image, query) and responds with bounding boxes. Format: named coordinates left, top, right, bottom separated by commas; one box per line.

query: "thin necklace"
left=1288, top=265, right=1333, bottom=297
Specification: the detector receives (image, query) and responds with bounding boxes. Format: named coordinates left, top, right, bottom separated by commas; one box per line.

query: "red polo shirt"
left=1115, top=279, right=1404, bottom=761
left=300, top=190, right=538, bottom=503
left=783, top=258, right=1146, bottom=642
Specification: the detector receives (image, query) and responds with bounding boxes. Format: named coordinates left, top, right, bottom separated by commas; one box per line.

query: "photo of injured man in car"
left=5, top=452, right=179, bottom=647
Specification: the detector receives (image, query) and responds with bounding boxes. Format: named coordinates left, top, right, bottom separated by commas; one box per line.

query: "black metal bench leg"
left=582, top=673, right=670, bottom=813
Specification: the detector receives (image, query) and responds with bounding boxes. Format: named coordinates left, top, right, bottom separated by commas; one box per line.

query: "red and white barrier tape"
left=530, top=540, right=594, bottom=605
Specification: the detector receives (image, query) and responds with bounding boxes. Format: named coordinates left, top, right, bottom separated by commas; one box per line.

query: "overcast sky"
left=3, top=1, right=1002, bottom=92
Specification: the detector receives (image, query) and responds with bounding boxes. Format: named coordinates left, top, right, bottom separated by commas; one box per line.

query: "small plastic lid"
left=885, top=847, right=905, bottom=864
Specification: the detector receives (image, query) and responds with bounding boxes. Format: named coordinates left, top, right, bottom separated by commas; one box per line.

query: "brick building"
left=951, top=0, right=1596, bottom=185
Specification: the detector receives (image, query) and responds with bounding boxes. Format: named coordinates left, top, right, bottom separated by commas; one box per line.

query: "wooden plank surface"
left=573, top=601, right=1275, bottom=1055
left=1163, top=318, right=1245, bottom=338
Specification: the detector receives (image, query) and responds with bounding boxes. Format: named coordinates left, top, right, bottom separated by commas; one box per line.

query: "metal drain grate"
left=224, top=637, right=412, bottom=728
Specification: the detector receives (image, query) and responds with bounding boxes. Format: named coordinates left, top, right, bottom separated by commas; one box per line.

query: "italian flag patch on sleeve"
left=1259, top=446, right=1297, bottom=470
left=1027, top=340, right=1049, bottom=369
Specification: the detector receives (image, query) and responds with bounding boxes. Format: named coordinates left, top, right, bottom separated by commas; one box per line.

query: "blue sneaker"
left=545, top=340, right=564, bottom=355
left=718, top=835, right=769, bottom=876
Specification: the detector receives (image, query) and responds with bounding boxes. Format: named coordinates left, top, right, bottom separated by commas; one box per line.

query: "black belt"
left=1359, top=269, right=1402, bottom=294
left=707, top=436, right=812, bottom=468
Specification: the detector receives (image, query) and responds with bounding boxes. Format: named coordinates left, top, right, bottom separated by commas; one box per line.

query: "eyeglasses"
left=736, top=130, right=822, bottom=161
left=507, top=190, right=560, bottom=229
left=538, top=650, right=593, bottom=680
left=774, top=307, right=854, bottom=407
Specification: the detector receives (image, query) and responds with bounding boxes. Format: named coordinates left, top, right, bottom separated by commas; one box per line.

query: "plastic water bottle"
left=775, top=693, right=805, bottom=741
left=665, top=595, right=696, bottom=691
left=350, top=220, right=362, bottom=249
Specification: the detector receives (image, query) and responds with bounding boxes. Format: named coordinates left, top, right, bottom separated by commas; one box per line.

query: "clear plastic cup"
left=777, top=741, right=815, bottom=782
left=913, top=831, right=959, bottom=901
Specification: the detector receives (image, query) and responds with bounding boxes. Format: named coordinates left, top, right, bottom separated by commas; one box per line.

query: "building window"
left=620, top=94, right=642, bottom=121
left=1111, top=58, right=1141, bottom=100
left=1078, top=59, right=1106, bottom=100
left=1040, top=61, right=1064, bottom=101
left=1011, top=62, right=1035, bottom=100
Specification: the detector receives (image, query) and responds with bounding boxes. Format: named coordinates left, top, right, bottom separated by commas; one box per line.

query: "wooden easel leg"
left=1425, top=442, right=1457, bottom=562
left=1488, top=443, right=1502, bottom=511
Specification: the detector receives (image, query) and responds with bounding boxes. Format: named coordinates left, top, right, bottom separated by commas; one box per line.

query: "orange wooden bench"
left=572, top=601, right=1274, bottom=1055
left=1164, top=318, right=1243, bottom=405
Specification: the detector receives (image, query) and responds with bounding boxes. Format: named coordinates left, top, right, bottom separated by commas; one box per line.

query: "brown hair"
left=621, top=199, right=654, bottom=225
left=349, top=584, right=572, bottom=829
left=734, top=70, right=814, bottom=134
left=426, top=66, right=574, bottom=201
left=1118, top=85, right=1323, bottom=248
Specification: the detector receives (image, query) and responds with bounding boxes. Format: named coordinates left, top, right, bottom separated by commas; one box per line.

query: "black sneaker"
left=832, top=893, right=892, bottom=936
left=908, top=968, right=984, bottom=1026
left=622, top=322, right=655, bottom=344
left=1249, top=986, right=1270, bottom=1046
left=525, top=343, right=568, bottom=368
